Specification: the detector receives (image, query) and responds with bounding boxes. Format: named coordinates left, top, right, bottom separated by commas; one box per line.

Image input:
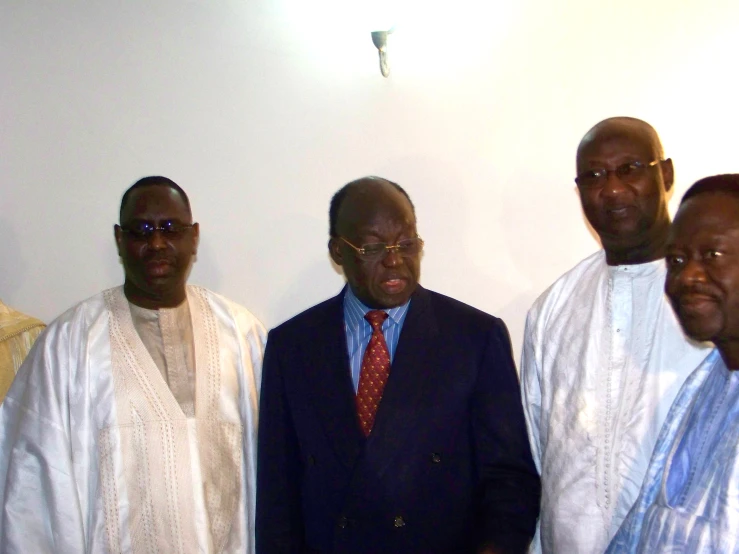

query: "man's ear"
left=191, top=222, right=200, bottom=255
left=329, top=237, right=343, bottom=267
left=114, top=224, right=124, bottom=256
left=661, top=158, right=674, bottom=193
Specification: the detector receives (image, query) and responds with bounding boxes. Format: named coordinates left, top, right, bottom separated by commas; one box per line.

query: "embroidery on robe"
left=101, top=288, right=197, bottom=553
left=99, top=286, right=243, bottom=553
left=191, top=286, right=243, bottom=553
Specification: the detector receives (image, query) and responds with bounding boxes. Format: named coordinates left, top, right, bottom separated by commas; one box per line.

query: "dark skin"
left=576, top=118, right=674, bottom=266
left=665, top=192, right=739, bottom=369
left=329, top=178, right=421, bottom=310
left=114, top=185, right=199, bottom=309
left=329, top=180, right=505, bottom=554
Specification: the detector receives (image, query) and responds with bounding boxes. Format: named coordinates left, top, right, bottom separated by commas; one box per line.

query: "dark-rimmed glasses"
left=339, top=236, right=424, bottom=261
left=119, top=221, right=195, bottom=240
left=575, top=160, right=662, bottom=189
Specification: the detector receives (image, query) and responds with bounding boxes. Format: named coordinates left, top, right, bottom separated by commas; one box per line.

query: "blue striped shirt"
left=343, top=287, right=411, bottom=393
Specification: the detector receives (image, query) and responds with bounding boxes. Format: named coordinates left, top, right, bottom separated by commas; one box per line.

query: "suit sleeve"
left=256, top=329, right=308, bottom=554
left=472, top=319, right=541, bottom=554
left=0, top=323, right=86, bottom=553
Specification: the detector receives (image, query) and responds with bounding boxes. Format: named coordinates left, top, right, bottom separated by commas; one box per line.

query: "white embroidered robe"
left=0, top=286, right=265, bottom=553
left=521, top=251, right=711, bottom=554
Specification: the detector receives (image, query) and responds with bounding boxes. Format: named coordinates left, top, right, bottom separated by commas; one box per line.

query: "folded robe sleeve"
left=0, top=317, right=87, bottom=553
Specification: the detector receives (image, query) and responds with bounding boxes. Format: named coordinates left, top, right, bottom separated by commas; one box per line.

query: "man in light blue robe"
left=607, top=174, right=739, bottom=553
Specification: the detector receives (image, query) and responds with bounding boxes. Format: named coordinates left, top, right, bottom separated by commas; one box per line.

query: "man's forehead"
left=578, top=120, right=660, bottom=160
left=670, top=195, right=739, bottom=245
left=122, top=186, right=190, bottom=219
left=583, top=129, right=653, bottom=153
left=678, top=193, right=739, bottom=225
left=350, top=212, right=416, bottom=234
left=338, top=185, right=414, bottom=226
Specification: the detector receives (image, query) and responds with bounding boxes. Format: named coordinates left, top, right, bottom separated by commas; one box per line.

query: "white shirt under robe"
left=521, top=250, right=711, bottom=554
left=0, top=286, right=266, bottom=554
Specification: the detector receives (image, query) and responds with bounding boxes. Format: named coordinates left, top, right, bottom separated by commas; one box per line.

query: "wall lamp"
left=371, top=29, right=393, bottom=77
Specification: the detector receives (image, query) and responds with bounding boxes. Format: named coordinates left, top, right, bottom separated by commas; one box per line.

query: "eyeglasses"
left=575, top=160, right=662, bottom=189
left=119, top=221, right=195, bottom=240
left=339, top=236, right=424, bottom=261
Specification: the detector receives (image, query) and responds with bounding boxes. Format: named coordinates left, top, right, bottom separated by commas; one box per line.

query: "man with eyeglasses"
left=257, top=176, right=540, bottom=554
left=0, top=176, right=266, bottom=553
left=520, top=118, right=711, bottom=554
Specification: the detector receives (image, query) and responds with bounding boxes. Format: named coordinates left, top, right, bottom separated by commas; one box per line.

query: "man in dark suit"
left=256, top=176, right=540, bottom=554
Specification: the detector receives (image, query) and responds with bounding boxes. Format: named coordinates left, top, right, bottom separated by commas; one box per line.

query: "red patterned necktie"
left=356, top=310, right=391, bottom=437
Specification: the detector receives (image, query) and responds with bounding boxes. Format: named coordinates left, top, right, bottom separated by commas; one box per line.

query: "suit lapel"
left=303, top=291, right=365, bottom=469
left=364, top=286, right=440, bottom=476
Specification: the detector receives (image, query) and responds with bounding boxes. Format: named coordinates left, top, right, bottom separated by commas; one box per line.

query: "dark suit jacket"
left=256, top=286, right=540, bottom=554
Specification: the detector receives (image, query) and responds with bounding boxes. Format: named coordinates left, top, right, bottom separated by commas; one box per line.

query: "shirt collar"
left=343, top=286, right=410, bottom=329
left=603, top=251, right=665, bottom=277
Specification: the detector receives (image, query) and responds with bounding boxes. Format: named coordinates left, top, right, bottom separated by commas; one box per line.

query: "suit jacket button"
left=337, top=515, right=348, bottom=529
left=431, top=452, right=441, bottom=463
left=393, top=515, right=406, bottom=528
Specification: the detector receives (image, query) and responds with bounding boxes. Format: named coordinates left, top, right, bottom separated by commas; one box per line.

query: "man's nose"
left=601, top=170, right=630, bottom=197
left=382, top=246, right=403, bottom=267
left=147, top=229, right=168, bottom=249
left=678, top=259, right=708, bottom=285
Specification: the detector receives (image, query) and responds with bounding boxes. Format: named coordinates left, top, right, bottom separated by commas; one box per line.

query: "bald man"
left=520, top=118, right=711, bottom=553
left=257, top=177, right=540, bottom=554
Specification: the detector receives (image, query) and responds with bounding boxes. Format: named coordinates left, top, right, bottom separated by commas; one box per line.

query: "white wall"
left=2, top=0, right=738, bottom=358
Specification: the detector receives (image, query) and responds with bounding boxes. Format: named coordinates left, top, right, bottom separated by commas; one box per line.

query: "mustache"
left=603, top=202, right=634, bottom=211
left=671, top=284, right=719, bottom=301
left=144, top=254, right=175, bottom=263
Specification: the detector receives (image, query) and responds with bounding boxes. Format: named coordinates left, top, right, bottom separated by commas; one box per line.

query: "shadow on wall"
left=188, top=232, right=223, bottom=295
left=372, top=155, right=525, bottom=329
left=427, top=179, right=536, bottom=356
left=259, top=211, right=345, bottom=328
left=496, top=181, right=593, bottom=347
left=273, top=253, right=345, bottom=324
left=106, top=233, right=128, bottom=291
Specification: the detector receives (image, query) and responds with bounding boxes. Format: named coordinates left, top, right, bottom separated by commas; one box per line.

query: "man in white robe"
left=608, top=174, right=739, bottom=553
left=0, top=176, right=265, bottom=553
left=520, top=118, right=711, bottom=553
